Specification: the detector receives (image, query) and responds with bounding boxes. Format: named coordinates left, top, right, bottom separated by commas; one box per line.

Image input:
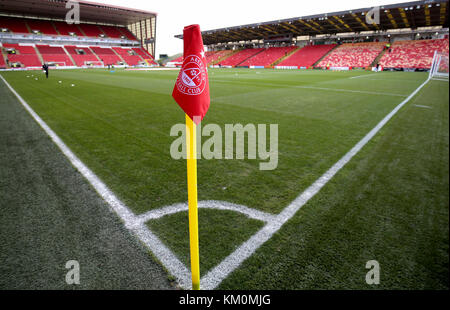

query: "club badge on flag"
left=172, top=24, right=210, bottom=125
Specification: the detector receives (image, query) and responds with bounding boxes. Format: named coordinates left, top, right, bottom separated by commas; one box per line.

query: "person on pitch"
left=42, top=63, right=49, bottom=79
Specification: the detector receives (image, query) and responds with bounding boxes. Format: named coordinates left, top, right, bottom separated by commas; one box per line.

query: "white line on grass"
left=138, top=200, right=276, bottom=224
left=296, top=85, right=407, bottom=97
left=350, top=74, right=377, bottom=79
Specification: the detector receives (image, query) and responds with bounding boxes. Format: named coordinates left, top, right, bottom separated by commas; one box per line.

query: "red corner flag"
left=172, top=24, right=210, bottom=125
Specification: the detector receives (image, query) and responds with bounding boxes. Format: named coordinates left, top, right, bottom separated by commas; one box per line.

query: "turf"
left=218, top=79, right=449, bottom=289
left=0, top=68, right=448, bottom=289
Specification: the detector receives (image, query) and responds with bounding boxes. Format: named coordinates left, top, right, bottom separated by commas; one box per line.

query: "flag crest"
left=172, top=24, right=210, bottom=125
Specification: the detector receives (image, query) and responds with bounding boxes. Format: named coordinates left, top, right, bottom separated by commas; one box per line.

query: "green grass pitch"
left=0, top=68, right=448, bottom=289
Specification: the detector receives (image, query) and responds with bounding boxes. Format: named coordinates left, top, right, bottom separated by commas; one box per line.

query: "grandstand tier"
left=27, top=19, right=58, bottom=35
left=65, top=46, right=100, bottom=67
left=3, top=43, right=41, bottom=68
left=240, top=46, right=298, bottom=67
left=380, top=39, right=449, bottom=69
left=113, top=47, right=144, bottom=66
left=90, top=46, right=123, bottom=65
left=278, top=44, right=337, bottom=68
left=0, top=53, right=6, bottom=69
left=53, top=21, right=84, bottom=37
left=317, top=42, right=386, bottom=68
left=78, top=24, right=104, bottom=37
left=0, top=17, right=29, bottom=34
left=218, top=48, right=265, bottom=67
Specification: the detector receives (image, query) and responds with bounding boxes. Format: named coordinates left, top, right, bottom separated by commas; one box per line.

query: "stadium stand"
left=0, top=1, right=156, bottom=70
left=278, top=44, right=337, bottom=68
left=132, top=47, right=156, bottom=64
left=120, top=28, right=138, bottom=41
left=0, top=16, right=29, bottom=34
left=218, top=48, right=265, bottom=67
left=240, top=46, right=298, bottom=67
left=27, top=19, right=58, bottom=35
left=317, top=42, right=386, bottom=68
left=3, top=43, right=41, bottom=68
left=65, top=46, right=100, bottom=66
left=205, top=50, right=234, bottom=64
left=90, top=46, right=122, bottom=65
left=100, top=25, right=125, bottom=39
left=53, top=21, right=84, bottom=37
left=36, top=45, right=74, bottom=66
left=0, top=52, right=6, bottom=69
left=380, top=38, right=449, bottom=69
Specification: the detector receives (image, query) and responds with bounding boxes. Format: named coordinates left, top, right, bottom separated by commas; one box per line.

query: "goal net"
left=429, top=51, right=449, bottom=81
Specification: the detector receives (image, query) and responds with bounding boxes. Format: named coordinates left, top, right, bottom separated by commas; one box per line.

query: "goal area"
left=429, top=51, right=449, bottom=81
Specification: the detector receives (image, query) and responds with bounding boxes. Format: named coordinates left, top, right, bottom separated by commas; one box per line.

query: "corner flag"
left=173, top=24, right=210, bottom=124
left=172, top=24, right=210, bottom=290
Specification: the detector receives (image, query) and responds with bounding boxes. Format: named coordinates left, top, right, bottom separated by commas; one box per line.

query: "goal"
left=429, top=51, right=449, bottom=81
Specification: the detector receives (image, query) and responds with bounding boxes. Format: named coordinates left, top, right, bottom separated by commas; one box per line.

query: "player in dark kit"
left=42, top=63, right=49, bottom=79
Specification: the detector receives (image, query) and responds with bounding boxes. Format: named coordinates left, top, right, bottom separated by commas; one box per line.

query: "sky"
left=86, top=0, right=415, bottom=57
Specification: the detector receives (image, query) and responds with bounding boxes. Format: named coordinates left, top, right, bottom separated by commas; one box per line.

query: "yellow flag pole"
left=186, top=114, right=201, bottom=290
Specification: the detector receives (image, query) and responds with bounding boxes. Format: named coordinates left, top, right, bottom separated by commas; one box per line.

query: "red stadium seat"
left=119, top=28, right=138, bottom=41
left=0, top=17, right=29, bottom=34
left=53, top=21, right=84, bottom=37
left=36, top=45, right=74, bottom=66
left=379, top=39, right=449, bottom=69
left=318, top=42, right=385, bottom=68
left=132, top=48, right=157, bottom=65
left=78, top=24, right=104, bottom=37
left=65, top=46, right=100, bottom=66
left=100, top=25, right=125, bottom=39
left=240, top=46, right=298, bottom=67
left=218, top=48, right=265, bottom=67
left=112, top=47, right=144, bottom=66
left=90, top=46, right=122, bottom=65
left=278, top=44, right=337, bottom=68
left=0, top=53, right=6, bottom=68
left=27, top=19, right=58, bottom=35
left=3, top=43, right=41, bottom=68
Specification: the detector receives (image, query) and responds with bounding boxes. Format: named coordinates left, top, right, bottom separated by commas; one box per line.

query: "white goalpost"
left=429, top=51, right=449, bottom=81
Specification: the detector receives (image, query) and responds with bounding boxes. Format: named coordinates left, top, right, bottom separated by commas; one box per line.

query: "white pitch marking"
left=414, top=104, right=432, bottom=109
left=350, top=74, right=377, bottom=79
left=297, top=85, right=407, bottom=97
